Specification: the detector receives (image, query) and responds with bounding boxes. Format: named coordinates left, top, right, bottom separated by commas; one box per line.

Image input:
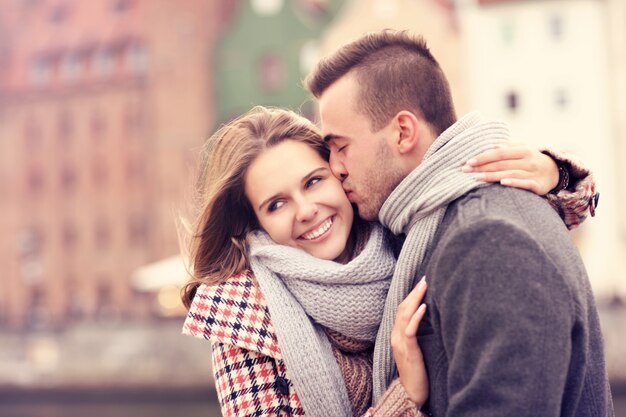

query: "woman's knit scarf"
left=247, top=223, right=395, bottom=417
left=372, top=112, right=510, bottom=400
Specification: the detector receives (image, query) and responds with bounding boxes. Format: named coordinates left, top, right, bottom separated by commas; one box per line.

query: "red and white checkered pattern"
left=183, top=271, right=305, bottom=416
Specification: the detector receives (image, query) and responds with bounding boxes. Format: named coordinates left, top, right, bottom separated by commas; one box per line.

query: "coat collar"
left=182, top=271, right=282, bottom=360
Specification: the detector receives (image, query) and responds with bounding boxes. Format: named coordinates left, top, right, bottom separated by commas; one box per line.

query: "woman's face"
left=244, top=139, right=354, bottom=261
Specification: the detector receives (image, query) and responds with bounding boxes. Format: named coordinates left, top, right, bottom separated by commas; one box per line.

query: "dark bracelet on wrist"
left=550, top=163, right=570, bottom=194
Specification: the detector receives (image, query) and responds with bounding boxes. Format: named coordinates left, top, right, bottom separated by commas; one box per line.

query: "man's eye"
left=337, top=145, right=348, bottom=152
left=305, top=177, right=322, bottom=189
left=268, top=200, right=284, bottom=212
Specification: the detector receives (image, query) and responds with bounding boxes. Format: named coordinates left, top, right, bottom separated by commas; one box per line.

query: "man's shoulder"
left=427, top=184, right=581, bottom=275
left=442, top=185, right=565, bottom=239
left=428, top=185, right=586, bottom=289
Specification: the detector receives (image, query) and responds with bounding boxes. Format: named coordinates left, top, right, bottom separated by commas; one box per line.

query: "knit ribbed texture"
left=371, top=379, right=423, bottom=417
left=326, top=328, right=374, bottom=416
left=373, top=112, right=510, bottom=400
left=247, top=223, right=396, bottom=417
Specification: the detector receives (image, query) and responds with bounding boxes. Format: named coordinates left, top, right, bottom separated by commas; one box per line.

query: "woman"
left=181, top=106, right=595, bottom=417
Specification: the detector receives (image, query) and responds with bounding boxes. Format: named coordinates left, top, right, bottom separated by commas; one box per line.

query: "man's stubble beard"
left=355, top=141, right=405, bottom=221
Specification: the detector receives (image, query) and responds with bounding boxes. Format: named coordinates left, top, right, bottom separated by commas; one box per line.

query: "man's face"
left=318, top=75, right=404, bottom=221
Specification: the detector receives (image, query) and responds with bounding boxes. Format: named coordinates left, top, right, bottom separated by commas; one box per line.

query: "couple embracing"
left=182, top=30, right=613, bottom=417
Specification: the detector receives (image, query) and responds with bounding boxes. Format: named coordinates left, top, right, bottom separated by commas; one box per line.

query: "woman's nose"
left=295, top=200, right=318, bottom=223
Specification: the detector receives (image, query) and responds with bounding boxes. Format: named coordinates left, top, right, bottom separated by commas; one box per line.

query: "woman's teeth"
left=301, top=217, right=333, bottom=240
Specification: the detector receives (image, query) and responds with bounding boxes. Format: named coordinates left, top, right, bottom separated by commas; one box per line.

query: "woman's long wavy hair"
left=180, top=106, right=330, bottom=308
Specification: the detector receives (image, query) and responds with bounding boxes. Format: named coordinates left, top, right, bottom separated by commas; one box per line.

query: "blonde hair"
left=181, top=106, right=329, bottom=308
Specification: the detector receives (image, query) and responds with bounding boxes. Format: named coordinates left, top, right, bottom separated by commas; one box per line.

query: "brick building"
left=0, top=0, right=227, bottom=328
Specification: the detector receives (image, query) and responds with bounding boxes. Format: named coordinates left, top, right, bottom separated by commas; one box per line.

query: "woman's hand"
left=391, top=278, right=429, bottom=407
left=462, top=143, right=559, bottom=195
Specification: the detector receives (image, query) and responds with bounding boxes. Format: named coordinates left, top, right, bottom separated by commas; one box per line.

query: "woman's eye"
left=338, top=145, right=347, bottom=152
left=268, top=200, right=284, bottom=212
left=305, top=176, right=322, bottom=189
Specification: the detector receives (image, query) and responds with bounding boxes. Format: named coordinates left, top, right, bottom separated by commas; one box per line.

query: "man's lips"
left=343, top=188, right=355, bottom=201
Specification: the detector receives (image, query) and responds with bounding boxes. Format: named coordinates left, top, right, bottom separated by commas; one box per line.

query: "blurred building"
left=457, top=0, right=624, bottom=299
left=606, top=0, right=626, bottom=298
left=215, top=0, right=342, bottom=123
left=317, top=0, right=467, bottom=113
left=0, top=0, right=229, bottom=328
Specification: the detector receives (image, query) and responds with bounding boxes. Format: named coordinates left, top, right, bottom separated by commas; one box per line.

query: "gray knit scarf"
left=372, top=112, right=510, bottom=400
left=247, top=223, right=395, bottom=417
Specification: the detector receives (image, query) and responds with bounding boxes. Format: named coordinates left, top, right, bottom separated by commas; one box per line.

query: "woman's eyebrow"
left=301, top=167, right=327, bottom=185
left=258, top=193, right=281, bottom=211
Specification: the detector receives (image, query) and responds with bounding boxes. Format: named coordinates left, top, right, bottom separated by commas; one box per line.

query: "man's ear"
left=395, top=111, right=420, bottom=155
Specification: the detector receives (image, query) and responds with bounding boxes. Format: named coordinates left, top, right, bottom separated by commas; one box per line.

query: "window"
left=18, top=226, right=44, bottom=285
left=62, top=222, right=78, bottom=250
left=49, top=4, right=67, bottom=24
left=95, top=218, right=112, bottom=249
left=58, top=110, right=74, bottom=143
left=60, top=164, right=77, bottom=192
left=65, top=276, right=85, bottom=321
left=60, top=54, right=82, bottom=81
left=92, top=157, right=108, bottom=187
left=28, top=167, right=45, bottom=194
left=96, top=281, right=112, bottom=319
left=549, top=14, right=564, bottom=40
left=24, top=117, right=42, bottom=149
left=501, top=20, right=515, bottom=45
left=94, top=49, right=114, bottom=77
left=112, top=0, right=133, bottom=13
left=505, top=91, right=519, bottom=113
left=128, top=214, right=148, bottom=245
left=126, top=157, right=145, bottom=182
left=18, top=226, right=44, bottom=256
left=90, top=110, right=106, bottom=137
left=555, top=88, right=569, bottom=109
left=30, top=58, right=50, bottom=86
left=26, top=286, right=48, bottom=328
left=124, top=104, right=143, bottom=133
left=125, top=43, right=147, bottom=75
left=258, top=53, right=286, bottom=92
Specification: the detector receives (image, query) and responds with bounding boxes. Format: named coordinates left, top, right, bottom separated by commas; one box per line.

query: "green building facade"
left=215, top=0, right=343, bottom=125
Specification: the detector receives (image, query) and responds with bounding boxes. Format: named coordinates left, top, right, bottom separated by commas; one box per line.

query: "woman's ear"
left=395, top=111, right=420, bottom=155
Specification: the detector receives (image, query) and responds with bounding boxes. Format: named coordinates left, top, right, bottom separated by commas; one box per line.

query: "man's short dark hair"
left=305, top=30, right=456, bottom=136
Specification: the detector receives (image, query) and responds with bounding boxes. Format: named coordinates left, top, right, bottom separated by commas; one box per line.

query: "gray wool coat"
left=413, top=185, right=614, bottom=417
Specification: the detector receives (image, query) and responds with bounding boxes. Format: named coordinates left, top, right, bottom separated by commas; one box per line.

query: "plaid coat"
left=183, top=271, right=305, bottom=417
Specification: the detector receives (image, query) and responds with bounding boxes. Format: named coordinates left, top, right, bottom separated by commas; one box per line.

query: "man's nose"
left=295, top=200, right=319, bottom=223
left=329, top=152, right=348, bottom=181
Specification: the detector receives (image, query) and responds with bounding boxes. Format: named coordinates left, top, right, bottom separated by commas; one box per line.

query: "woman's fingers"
left=499, top=178, right=541, bottom=193
left=464, top=144, right=559, bottom=195
left=465, top=144, right=529, bottom=168
left=405, top=303, right=427, bottom=338
left=397, top=279, right=427, bottom=322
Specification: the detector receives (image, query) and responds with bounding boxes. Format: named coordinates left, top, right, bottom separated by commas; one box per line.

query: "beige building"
left=0, top=0, right=227, bottom=328
left=458, top=0, right=623, bottom=299
left=313, top=0, right=468, bottom=113
left=607, top=0, right=626, bottom=299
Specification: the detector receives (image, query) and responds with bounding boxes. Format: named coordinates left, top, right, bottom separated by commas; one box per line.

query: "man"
left=305, top=30, right=614, bottom=416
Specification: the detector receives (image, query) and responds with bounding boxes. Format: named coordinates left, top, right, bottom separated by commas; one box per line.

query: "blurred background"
left=0, top=0, right=624, bottom=415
